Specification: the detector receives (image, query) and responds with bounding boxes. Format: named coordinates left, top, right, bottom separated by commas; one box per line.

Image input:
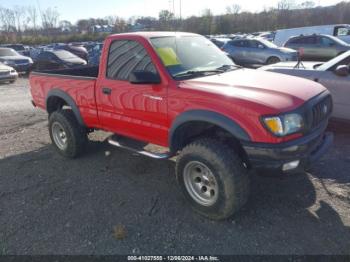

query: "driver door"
left=96, top=39, right=168, bottom=145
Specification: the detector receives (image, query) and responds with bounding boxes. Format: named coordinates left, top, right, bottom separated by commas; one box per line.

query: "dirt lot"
left=0, top=78, right=349, bottom=255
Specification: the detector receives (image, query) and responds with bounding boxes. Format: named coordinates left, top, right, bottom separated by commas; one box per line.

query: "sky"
left=0, top=0, right=345, bottom=23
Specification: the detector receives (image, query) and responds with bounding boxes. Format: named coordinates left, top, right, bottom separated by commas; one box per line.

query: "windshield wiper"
left=174, top=69, right=224, bottom=79
left=216, top=64, right=243, bottom=71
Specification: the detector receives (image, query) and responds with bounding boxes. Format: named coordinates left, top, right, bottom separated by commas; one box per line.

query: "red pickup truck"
left=30, top=32, right=333, bottom=220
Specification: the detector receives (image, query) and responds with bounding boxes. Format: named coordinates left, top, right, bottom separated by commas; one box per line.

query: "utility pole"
left=179, top=0, right=182, bottom=20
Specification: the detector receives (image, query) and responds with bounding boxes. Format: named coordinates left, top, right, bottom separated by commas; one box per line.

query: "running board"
left=108, top=135, right=170, bottom=159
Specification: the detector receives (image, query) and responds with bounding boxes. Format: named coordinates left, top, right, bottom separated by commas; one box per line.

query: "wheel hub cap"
left=183, top=161, right=219, bottom=206
left=52, top=122, right=68, bottom=150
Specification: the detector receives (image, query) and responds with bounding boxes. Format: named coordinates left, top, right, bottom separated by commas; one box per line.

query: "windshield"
left=54, top=50, right=79, bottom=60
left=0, top=49, right=19, bottom=57
left=150, top=35, right=234, bottom=79
left=326, top=35, right=349, bottom=46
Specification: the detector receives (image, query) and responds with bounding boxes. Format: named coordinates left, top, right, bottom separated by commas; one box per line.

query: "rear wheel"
left=49, top=110, right=87, bottom=158
left=176, top=138, right=249, bottom=220
left=266, top=56, right=281, bottom=65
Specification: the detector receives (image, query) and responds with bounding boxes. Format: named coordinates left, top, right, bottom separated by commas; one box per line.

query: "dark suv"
left=284, top=34, right=350, bottom=61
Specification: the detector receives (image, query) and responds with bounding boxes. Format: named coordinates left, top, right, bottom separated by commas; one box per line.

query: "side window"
left=230, top=41, right=241, bottom=47
left=249, top=41, right=258, bottom=48
left=288, top=38, right=301, bottom=45
left=335, top=27, right=350, bottom=36
left=320, top=36, right=335, bottom=46
left=304, top=36, right=316, bottom=45
left=107, top=40, right=157, bottom=80
left=242, top=40, right=250, bottom=48
left=250, top=40, right=264, bottom=48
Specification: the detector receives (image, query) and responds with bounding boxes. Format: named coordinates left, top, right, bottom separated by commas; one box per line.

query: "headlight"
left=262, top=113, right=304, bottom=136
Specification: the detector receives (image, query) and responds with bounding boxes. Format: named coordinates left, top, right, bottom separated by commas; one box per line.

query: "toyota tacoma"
left=30, top=32, right=333, bottom=220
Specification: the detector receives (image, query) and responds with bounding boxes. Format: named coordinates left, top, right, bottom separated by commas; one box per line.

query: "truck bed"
left=30, top=66, right=99, bottom=128
left=31, top=66, right=99, bottom=79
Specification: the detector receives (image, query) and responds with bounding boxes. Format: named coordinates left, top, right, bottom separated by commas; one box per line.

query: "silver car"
left=222, top=37, right=298, bottom=66
left=0, top=62, right=18, bottom=84
left=259, top=51, right=350, bottom=121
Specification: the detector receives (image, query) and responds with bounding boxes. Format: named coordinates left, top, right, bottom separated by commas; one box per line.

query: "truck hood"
left=181, top=68, right=326, bottom=112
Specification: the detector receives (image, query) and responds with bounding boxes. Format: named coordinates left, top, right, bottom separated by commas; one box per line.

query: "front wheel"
left=176, top=138, right=249, bottom=220
left=266, top=56, right=281, bottom=65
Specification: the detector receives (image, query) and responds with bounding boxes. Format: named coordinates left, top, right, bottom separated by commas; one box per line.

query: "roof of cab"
left=107, top=31, right=199, bottom=40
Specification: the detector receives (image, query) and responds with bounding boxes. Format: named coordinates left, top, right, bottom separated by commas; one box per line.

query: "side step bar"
left=108, top=135, right=171, bottom=159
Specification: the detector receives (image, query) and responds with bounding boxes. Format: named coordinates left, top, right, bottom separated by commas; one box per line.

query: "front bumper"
left=242, top=126, right=333, bottom=174
left=12, top=64, right=32, bottom=73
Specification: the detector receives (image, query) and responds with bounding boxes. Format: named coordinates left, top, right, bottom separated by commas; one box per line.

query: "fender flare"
left=46, top=89, right=86, bottom=127
left=169, top=110, right=251, bottom=153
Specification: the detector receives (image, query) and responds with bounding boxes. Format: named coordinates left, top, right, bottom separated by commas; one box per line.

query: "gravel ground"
left=0, top=78, right=349, bottom=255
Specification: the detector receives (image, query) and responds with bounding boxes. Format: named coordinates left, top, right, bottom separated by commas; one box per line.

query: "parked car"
left=1, top=44, right=30, bottom=57
left=55, top=44, right=88, bottom=61
left=259, top=50, right=350, bottom=121
left=222, top=37, right=298, bottom=66
left=33, top=50, right=87, bottom=71
left=284, top=34, right=350, bottom=61
left=0, top=62, right=18, bottom=84
left=30, top=32, right=332, bottom=220
left=274, top=24, right=350, bottom=46
left=0, top=48, right=33, bottom=73
left=258, top=31, right=276, bottom=42
left=87, top=43, right=104, bottom=66
left=210, top=38, right=231, bottom=48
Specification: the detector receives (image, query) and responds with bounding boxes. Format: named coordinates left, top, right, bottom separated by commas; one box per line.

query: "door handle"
left=102, top=87, right=112, bottom=95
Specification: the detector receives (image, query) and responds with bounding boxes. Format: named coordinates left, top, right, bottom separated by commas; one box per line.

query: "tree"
left=226, top=4, right=241, bottom=14
left=158, top=10, right=174, bottom=30
left=0, top=7, right=16, bottom=33
left=13, top=6, right=26, bottom=34
left=201, top=9, right=214, bottom=35
left=27, top=6, right=38, bottom=31
left=41, top=7, right=60, bottom=29
left=59, top=20, right=73, bottom=32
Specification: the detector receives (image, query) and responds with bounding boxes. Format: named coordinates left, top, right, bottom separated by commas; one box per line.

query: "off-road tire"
left=176, top=138, right=250, bottom=220
left=48, top=110, right=87, bottom=158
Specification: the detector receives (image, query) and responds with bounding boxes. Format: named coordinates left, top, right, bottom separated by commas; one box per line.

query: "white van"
left=274, top=24, right=350, bottom=46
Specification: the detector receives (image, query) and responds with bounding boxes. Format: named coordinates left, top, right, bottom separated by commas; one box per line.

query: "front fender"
left=169, top=110, right=251, bottom=153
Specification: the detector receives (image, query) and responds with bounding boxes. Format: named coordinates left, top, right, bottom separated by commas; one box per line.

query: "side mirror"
left=258, top=45, right=265, bottom=49
left=129, top=71, right=161, bottom=84
left=334, top=65, right=349, bottom=77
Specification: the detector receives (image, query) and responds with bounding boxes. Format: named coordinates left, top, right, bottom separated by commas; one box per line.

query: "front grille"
left=311, top=95, right=332, bottom=128
left=15, top=59, right=29, bottom=64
